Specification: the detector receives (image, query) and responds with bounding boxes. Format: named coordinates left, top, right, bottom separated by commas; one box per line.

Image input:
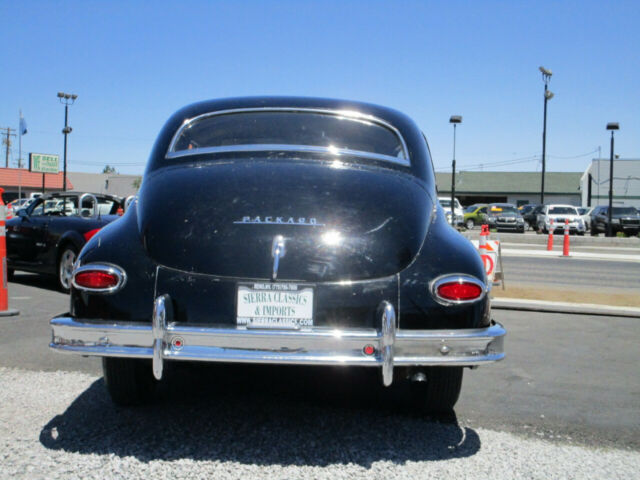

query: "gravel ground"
left=1, top=366, right=638, bottom=480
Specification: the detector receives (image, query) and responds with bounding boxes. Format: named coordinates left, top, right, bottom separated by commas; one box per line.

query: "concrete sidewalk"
left=463, top=230, right=640, bottom=247
left=499, top=247, right=640, bottom=262
left=492, top=297, right=640, bottom=318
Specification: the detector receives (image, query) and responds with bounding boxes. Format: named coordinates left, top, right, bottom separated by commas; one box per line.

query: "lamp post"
left=539, top=66, right=553, bottom=204
left=57, top=92, right=78, bottom=192
left=449, top=115, right=462, bottom=226
left=606, top=122, right=619, bottom=237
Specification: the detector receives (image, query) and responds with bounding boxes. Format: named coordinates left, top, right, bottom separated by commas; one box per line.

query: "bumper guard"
left=50, top=298, right=505, bottom=386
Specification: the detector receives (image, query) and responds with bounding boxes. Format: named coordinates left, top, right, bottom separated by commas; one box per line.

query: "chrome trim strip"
left=50, top=317, right=506, bottom=376
left=430, top=274, right=487, bottom=306
left=166, top=144, right=409, bottom=166
left=271, top=235, right=286, bottom=280
left=165, top=107, right=410, bottom=166
left=71, top=263, right=127, bottom=294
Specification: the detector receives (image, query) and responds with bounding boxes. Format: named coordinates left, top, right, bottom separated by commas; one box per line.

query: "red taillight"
left=83, top=228, right=101, bottom=242
left=74, top=271, right=119, bottom=289
left=436, top=282, right=483, bottom=301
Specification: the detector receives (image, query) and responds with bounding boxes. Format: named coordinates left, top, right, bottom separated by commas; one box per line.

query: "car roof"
left=147, top=96, right=435, bottom=184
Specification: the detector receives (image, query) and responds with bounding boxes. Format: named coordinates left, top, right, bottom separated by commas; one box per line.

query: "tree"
left=102, top=165, right=117, bottom=174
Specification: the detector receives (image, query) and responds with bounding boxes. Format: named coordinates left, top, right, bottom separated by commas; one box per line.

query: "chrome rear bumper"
left=51, top=312, right=505, bottom=386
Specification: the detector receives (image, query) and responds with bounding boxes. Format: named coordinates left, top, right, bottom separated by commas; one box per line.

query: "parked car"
left=483, top=203, right=526, bottom=233
left=438, top=196, right=464, bottom=226
left=6, top=192, right=125, bottom=291
left=577, top=207, right=594, bottom=231
left=49, top=97, right=505, bottom=410
left=589, top=206, right=640, bottom=236
left=463, top=204, right=488, bottom=230
left=535, top=205, right=585, bottom=235
left=5, top=197, right=35, bottom=218
left=522, top=204, right=544, bottom=231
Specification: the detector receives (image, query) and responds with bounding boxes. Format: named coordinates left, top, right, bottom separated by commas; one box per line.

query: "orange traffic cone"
left=0, top=188, right=19, bottom=316
left=563, top=219, right=571, bottom=256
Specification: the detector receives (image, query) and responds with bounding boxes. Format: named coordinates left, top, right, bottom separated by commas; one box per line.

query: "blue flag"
left=20, top=115, right=27, bottom=135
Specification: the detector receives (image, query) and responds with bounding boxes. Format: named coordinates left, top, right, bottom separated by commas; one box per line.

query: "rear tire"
left=102, top=357, right=158, bottom=406
left=411, top=367, right=464, bottom=414
left=57, top=245, right=78, bottom=293
left=465, top=219, right=475, bottom=230
left=7, top=269, right=15, bottom=281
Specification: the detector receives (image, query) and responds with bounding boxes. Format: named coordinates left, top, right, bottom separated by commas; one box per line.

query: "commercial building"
left=579, top=158, right=640, bottom=208
left=0, top=168, right=73, bottom=202
left=436, top=171, right=582, bottom=207
left=68, top=172, right=141, bottom=198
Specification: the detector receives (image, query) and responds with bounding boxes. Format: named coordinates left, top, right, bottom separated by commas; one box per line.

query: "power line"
left=547, top=148, right=599, bottom=159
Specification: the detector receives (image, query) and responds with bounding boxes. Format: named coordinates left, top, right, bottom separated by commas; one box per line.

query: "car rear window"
left=167, top=110, right=408, bottom=165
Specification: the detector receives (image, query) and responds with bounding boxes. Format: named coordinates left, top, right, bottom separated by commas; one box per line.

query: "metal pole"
left=607, top=131, right=614, bottom=237
left=540, top=83, right=548, bottom=204
left=587, top=173, right=592, bottom=207
left=451, top=123, right=456, bottom=226
left=18, top=124, right=22, bottom=200
left=63, top=104, right=69, bottom=192
left=597, top=146, right=601, bottom=204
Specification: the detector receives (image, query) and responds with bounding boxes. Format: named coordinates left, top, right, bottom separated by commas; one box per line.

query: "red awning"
left=0, top=168, right=73, bottom=190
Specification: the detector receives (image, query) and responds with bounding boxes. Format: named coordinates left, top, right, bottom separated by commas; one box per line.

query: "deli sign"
left=29, top=153, right=60, bottom=174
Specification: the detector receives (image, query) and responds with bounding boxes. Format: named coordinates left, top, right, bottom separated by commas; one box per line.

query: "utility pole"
left=449, top=115, right=462, bottom=226
left=57, top=92, right=78, bottom=192
left=2, top=128, right=16, bottom=168
left=539, top=66, right=554, bottom=204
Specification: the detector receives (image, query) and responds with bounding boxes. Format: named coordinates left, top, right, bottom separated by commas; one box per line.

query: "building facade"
left=580, top=158, right=640, bottom=208
left=68, top=172, right=141, bottom=198
left=436, top=171, right=582, bottom=207
left=0, top=168, right=73, bottom=203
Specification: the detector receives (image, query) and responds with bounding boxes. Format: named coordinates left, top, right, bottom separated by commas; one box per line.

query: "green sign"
left=29, top=153, right=59, bottom=174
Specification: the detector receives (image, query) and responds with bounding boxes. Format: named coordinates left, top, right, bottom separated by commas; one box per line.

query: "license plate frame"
left=236, top=282, right=315, bottom=329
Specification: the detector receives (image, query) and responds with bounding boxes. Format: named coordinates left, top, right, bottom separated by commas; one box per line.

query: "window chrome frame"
left=72, top=263, right=127, bottom=294
left=165, top=107, right=410, bottom=167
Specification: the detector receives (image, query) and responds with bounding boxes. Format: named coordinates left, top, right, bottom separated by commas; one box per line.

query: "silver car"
left=536, top=205, right=585, bottom=235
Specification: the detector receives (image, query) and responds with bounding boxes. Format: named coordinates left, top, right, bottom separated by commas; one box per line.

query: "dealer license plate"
left=237, top=283, right=314, bottom=329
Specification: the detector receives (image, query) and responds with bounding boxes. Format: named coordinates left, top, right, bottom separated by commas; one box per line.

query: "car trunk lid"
left=137, top=159, right=431, bottom=282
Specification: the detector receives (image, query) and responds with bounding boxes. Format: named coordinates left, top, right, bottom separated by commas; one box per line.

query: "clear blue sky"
left=2, top=0, right=638, bottom=175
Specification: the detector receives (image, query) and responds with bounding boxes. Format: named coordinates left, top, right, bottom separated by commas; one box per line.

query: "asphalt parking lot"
left=1, top=273, right=639, bottom=479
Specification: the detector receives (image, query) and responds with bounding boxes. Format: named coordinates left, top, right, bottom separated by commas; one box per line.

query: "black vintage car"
left=6, top=192, right=126, bottom=291
left=50, top=97, right=505, bottom=411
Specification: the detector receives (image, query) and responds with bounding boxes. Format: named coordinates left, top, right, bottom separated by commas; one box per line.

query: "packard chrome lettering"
left=234, top=216, right=324, bottom=226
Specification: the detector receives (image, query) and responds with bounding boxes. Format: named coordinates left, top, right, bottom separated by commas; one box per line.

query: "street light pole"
left=449, top=115, right=462, bottom=226
left=57, top=92, right=77, bottom=192
left=539, top=66, right=553, bottom=204
left=606, top=122, right=619, bottom=237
